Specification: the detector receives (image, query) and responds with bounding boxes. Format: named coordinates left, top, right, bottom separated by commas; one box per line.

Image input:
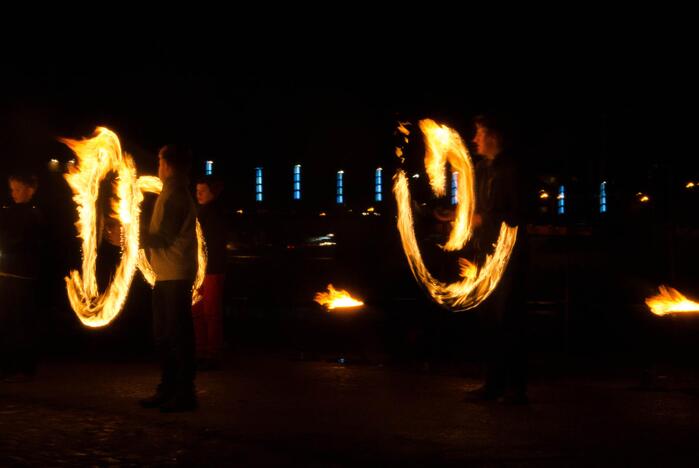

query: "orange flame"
left=645, top=285, right=699, bottom=316
left=62, top=129, right=207, bottom=327
left=62, top=128, right=142, bottom=327
left=393, top=119, right=518, bottom=311
left=419, top=120, right=476, bottom=251
left=314, top=284, right=364, bottom=310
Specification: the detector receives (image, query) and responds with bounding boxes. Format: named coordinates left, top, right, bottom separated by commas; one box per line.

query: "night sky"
left=2, top=26, right=697, bottom=211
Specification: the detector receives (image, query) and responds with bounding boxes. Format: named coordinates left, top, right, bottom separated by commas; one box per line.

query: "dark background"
left=1, top=23, right=698, bottom=369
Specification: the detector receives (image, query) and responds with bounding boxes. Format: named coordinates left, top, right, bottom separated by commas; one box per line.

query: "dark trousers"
left=153, top=280, right=196, bottom=398
left=480, top=244, right=528, bottom=396
left=0, top=277, right=37, bottom=375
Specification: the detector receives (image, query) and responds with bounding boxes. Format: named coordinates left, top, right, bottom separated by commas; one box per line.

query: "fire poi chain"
left=62, top=128, right=207, bottom=328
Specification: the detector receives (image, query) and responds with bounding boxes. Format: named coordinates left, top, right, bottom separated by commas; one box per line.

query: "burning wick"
left=314, top=284, right=364, bottom=310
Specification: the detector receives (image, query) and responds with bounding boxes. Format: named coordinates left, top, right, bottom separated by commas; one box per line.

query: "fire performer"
left=138, top=145, right=199, bottom=412
left=0, top=173, right=44, bottom=382
left=192, top=176, right=227, bottom=370
left=466, top=113, right=531, bottom=404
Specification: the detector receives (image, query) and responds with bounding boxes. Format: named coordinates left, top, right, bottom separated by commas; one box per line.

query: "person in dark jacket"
left=466, top=113, right=531, bottom=404
left=193, top=176, right=227, bottom=370
left=0, top=173, right=44, bottom=382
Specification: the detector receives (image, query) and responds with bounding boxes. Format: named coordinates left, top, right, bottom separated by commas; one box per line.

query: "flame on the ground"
left=645, top=285, right=699, bottom=316
left=393, top=119, right=518, bottom=311
left=314, top=284, right=364, bottom=310
left=63, top=129, right=207, bottom=327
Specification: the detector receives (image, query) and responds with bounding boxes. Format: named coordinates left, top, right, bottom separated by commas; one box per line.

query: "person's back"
left=147, top=175, right=198, bottom=281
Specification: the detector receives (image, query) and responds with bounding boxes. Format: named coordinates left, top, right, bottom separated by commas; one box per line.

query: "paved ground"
left=1, top=353, right=698, bottom=467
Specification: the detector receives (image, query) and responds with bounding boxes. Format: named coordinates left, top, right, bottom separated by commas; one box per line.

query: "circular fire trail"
left=62, top=128, right=206, bottom=327
left=393, top=119, right=518, bottom=311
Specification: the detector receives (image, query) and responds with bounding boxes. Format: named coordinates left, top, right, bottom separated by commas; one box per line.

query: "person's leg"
left=483, top=323, right=506, bottom=397
left=205, top=274, right=225, bottom=363
left=0, top=278, right=36, bottom=380
left=465, top=295, right=505, bottom=400
left=484, top=273, right=512, bottom=397
left=14, top=279, right=37, bottom=377
left=0, top=277, right=15, bottom=377
left=146, top=280, right=196, bottom=411
left=502, top=247, right=529, bottom=403
left=501, top=313, right=528, bottom=403
left=169, top=280, right=196, bottom=404
left=151, top=281, right=177, bottom=398
left=192, top=281, right=207, bottom=362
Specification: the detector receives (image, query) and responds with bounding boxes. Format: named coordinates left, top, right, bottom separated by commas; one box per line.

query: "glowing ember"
left=63, top=128, right=207, bottom=327
left=393, top=119, right=518, bottom=311
left=314, top=284, right=364, bottom=310
left=645, top=285, right=699, bottom=316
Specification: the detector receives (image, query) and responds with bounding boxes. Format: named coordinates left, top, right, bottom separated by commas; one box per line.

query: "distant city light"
left=336, top=171, right=344, bottom=204
left=557, top=186, right=565, bottom=214
left=600, top=181, right=607, bottom=213
left=375, top=168, right=383, bottom=202
left=255, top=167, right=263, bottom=202
left=293, top=164, right=301, bottom=200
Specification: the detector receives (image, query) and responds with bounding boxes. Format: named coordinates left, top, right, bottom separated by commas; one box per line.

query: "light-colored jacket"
left=146, top=176, right=197, bottom=282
